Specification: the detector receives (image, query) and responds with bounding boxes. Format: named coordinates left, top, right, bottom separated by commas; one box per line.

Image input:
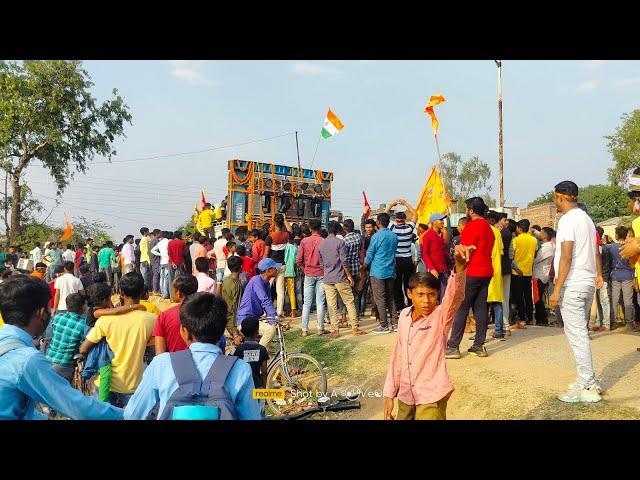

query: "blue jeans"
left=492, top=302, right=504, bottom=336
left=140, top=261, right=150, bottom=290
left=160, top=264, right=171, bottom=299
left=216, top=267, right=225, bottom=283
left=152, top=263, right=161, bottom=293
left=302, top=276, right=326, bottom=332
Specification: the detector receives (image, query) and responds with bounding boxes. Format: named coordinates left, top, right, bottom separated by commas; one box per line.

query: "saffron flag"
left=60, top=213, right=73, bottom=241
left=200, top=188, right=207, bottom=208
left=424, top=94, right=446, bottom=136
left=363, top=191, right=371, bottom=219
left=415, top=166, right=449, bottom=225
left=321, top=109, right=344, bottom=139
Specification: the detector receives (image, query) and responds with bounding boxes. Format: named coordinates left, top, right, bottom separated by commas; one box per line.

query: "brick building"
left=518, top=203, right=562, bottom=228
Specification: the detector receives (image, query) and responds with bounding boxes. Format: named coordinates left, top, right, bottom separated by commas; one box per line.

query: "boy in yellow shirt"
left=511, top=219, right=539, bottom=329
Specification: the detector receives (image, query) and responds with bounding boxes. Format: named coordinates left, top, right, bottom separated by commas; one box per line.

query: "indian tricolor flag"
left=321, top=108, right=344, bottom=139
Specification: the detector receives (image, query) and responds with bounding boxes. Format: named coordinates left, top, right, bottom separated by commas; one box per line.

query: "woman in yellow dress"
left=487, top=211, right=505, bottom=339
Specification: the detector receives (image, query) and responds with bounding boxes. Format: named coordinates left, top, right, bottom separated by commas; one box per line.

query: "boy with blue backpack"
left=123, top=292, right=260, bottom=420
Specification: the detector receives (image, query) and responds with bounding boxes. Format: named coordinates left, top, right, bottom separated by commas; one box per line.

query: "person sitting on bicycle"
left=123, top=293, right=260, bottom=420
left=232, top=316, right=269, bottom=389
left=236, top=258, right=282, bottom=349
left=383, top=244, right=473, bottom=421
left=45, top=293, right=88, bottom=384
left=0, top=275, right=122, bottom=420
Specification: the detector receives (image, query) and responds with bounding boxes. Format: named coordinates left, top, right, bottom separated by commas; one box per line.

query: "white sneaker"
left=567, top=382, right=604, bottom=395
left=558, top=384, right=602, bottom=403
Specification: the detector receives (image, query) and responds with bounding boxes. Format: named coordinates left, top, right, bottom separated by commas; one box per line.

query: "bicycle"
left=261, top=316, right=328, bottom=417
left=265, top=397, right=361, bottom=420
left=72, top=353, right=94, bottom=396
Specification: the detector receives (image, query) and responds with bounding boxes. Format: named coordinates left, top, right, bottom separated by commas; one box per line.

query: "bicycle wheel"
left=265, top=353, right=328, bottom=417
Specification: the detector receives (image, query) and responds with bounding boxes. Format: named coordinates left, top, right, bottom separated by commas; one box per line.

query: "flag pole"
left=433, top=132, right=453, bottom=242
left=310, top=135, right=321, bottom=169
left=495, top=60, right=505, bottom=209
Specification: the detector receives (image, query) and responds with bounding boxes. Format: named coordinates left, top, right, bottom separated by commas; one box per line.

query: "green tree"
left=527, top=184, right=628, bottom=225
left=0, top=184, right=44, bottom=235
left=579, top=184, right=628, bottom=224
left=66, top=216, right=112, bottom=246
left=606, top=110, right=640, bottom=184
left=440, top=152, right=495, bottom=213
left=0, top=60, right=132, bottom=242
left=527, top=191, right=554, bottom=207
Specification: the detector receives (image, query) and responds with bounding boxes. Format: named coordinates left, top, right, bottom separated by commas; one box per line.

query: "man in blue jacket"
left=0, top=275, right=122, bottom=420
left=365, top=212, right=399, bottom=333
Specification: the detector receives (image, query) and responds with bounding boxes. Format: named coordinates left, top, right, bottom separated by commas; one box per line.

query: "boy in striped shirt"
left=387, top=199, right=419, bottom=310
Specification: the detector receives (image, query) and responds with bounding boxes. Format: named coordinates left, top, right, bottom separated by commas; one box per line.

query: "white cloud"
left=577, top=80, right=598, bottom=93
left=582, top=60, right=607, bottom=71
left=615, top=77, right=640, bottom=87
left=169, top=61, right=217, bottom=86
left=292, top=62, right=341, bottom=76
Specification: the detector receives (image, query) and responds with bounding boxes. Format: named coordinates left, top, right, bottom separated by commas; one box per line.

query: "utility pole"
left=295, top=131, right=301, bottom=174
left=495, top=60, right=505, bottom=208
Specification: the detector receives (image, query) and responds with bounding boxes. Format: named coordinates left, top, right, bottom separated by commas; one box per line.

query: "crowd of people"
left=4, top=171, right=640, bottom=420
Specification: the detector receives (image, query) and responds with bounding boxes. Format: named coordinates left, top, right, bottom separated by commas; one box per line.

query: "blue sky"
left=25, top=60, right=640, bottom=241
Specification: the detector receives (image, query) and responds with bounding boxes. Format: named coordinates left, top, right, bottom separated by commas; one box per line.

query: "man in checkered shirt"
left=45, top=293, right=88, bottom=383
left=343, top=219, right=363, bottom=302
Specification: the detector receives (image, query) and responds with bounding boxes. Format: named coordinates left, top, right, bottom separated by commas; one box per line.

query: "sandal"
left=330, top=330, right=340, bottom=339
left=352, top=328, right=367, bottom=336
left=338, top=322, right=350, bottom=329
left=301, top=331, right=309, bottom=337
left=317, top=329, right=331, bottom=336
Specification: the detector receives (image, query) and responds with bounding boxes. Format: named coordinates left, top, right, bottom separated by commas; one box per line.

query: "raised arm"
left=400, top=199, right=418, bottom=223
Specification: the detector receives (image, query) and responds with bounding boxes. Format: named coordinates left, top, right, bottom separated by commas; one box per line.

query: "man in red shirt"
left=167, top=230, right=187, bottom=300
left=445, top=197, right=495, bottom=359
left=422, top=213, right=450, bottom=300
left=248, top=229, right=266, bottom=272
left=153, top=275, right=198, bottom=354
left=73, top=243, right=85, bottom=277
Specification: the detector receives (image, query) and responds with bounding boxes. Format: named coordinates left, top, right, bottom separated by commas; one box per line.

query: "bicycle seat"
left=73, top=353, right=86, bottom=361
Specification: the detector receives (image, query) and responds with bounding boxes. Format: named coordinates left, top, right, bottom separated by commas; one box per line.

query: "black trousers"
left=394, top=257, right=416, bottom=309
left=447, top=276, right=492, bottom=350
left=512, top=275, right=533, bottom=323
left=534, top=279, right=548, bottom=325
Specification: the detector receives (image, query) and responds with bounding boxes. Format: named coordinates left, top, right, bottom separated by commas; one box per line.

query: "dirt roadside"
left=146, top=296, right=640, bottom=420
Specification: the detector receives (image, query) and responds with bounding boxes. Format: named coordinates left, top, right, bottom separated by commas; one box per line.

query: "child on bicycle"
left=383, top=244, right=473, bottom=420
left=232, top=316, right=269, bottom=389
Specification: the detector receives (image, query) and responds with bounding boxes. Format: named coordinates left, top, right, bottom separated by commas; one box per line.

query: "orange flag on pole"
left=60, top=213, right=73, bottom=241
left=424, top=94, right=446, bottom=136
left=200, top=188, right=207, bottom=208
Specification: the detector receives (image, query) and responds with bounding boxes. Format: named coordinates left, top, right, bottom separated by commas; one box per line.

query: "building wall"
left=518, top=203, right=562, bottom=229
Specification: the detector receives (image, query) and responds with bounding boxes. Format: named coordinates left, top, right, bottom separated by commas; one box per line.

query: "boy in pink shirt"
left=383, top=244, right=473, bottom=420
left=194, top=257, right=216, bottom=294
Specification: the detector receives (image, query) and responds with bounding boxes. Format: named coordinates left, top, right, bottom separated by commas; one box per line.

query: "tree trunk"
left=9, top=173, right=21, bottom=243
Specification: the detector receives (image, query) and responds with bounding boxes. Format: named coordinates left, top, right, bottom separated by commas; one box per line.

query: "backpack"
left=159, top=349, right=239, bottom=420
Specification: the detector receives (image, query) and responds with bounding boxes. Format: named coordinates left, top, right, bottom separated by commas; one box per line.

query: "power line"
left=34, top=132, right=296, bottom=166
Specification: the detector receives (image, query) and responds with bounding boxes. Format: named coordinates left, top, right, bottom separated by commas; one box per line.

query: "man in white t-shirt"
left=30, top=242, right=43, bottom=264
left=212, top=229, right=232, bottom=284
left=549, top=181, right=603, bottom=404
left=121, top=235, right=136, bottom=274
left=150, top=232, right=171, bottom=299
left=53, top=261, right=85, bottom=314
left=62, top=245, right=75, bottom=264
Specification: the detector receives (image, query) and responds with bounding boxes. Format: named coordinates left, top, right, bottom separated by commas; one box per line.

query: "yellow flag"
left=416, top=166, right=448, bottom=225
left=424, top=94, right=446, bottom=135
